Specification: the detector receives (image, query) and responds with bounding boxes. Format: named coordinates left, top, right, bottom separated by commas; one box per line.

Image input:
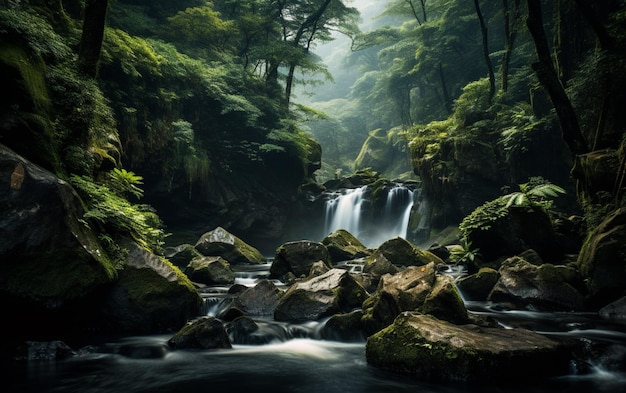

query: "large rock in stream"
left=195, top=226, right=266, bottom=265
left=274, top=268, right=368, bottom=322
left=366, top=312, right=574, bottom=383
left=270, top=240, right=331, bottom=278
left=321, top=229, right=370, bottom=262
left=92, top=244, right=203, bottom=334
left=361, top=263, right=467, bottom=335
left=0, top=144, right=117, bottom=344
left=168, top=317, right=232, bottom=350
left=488, top=256, right=585, bottom=311
left=577, top=207, right=626, bottom=306
left=184, top=256, right=235, bottom=285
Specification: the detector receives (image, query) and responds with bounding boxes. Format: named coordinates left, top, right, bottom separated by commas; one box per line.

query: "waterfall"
left=385, top=185, right=414, bottom=239
left=324, top=186, right=367, bottom=238
left=323, top=184, right=416, bottom=247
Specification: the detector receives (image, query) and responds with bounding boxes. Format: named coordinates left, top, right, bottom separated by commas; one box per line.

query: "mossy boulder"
left=92, top=244, right=203, bottom=334
left=270, top=240, right=331, bottom=279
left=577, top=207, right=626, bottom=307
left=0, top=144, right=117, bottom=345
left=354, top=128, right=412, bottom=178
left=375, top=237, right=444, bottom=267
left=164, top=244, right=203, bottom=268
left=488, top=256, right=585, bottom=311
left=466, top=206, right=563, bottom=262
left=456, top=267, right=500, bottom=301
left=363, top=250, right=401, bottom=277
left=421, top=275, right=468, bottom=324
left=274, top=268, right=368, bottom=323
left=168, top=317, right=232, bottom=350
left=231, top=279, right=281, bottom=317
left=321, top=229, right=370, bottom=262
left=366, top=312, right=574, bottom=382
left=185, top=256, right=235, bottom=286
left=195, top=226, right=266, bottom=265
left=362, top=263, right=466, bottom=333
left=320, top=309, right=366, bottom=342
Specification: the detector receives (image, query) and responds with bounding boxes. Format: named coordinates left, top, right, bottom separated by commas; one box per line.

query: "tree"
left=526, top=0, right=589, bottom=155
left=473, top=0, right=495, bottom=103
left=78, top=0, right=109, bottom=78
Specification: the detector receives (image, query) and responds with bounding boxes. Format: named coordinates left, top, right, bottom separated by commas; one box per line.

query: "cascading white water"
left=323, top=184, right=416, bottom=247
left=324, top=186, right=367, bottom=238
left=384, top=185, right=414, bottom=239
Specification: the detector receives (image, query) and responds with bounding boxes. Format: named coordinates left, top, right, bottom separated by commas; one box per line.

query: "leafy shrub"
left=70, top=175, right=166, bottom=255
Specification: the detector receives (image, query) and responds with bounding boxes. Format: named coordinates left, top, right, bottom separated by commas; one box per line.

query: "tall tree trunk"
left=572, top=0, right=613, bottom=50
left=438, top=62, right=452, bottom=114
left=474, top=0, right=496, bottom=103
left=526, top=0, right=589, bottom=155
left=78, top=0, right=109, bottom=78
left=501, top=0, right=521, bottom=92
left=284, top=0, right=333, bottom=104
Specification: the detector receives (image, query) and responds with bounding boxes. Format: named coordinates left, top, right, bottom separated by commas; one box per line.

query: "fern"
left=107, top=168, right=144, bottom=199
left=504, top=178, right=565, bottom=208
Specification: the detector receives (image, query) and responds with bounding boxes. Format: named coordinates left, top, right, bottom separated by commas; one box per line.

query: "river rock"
left=274, top=268, right=368, bottom=322
left=599, top=296, right=626, bottom=320
left=14, top=341, right=75, bottom=361
left=375, top=237, right=444, bottom=267
left=578, top=207, right=626, bottom=307
left=92, top=243, right=203, bottom=334
left=321, top=229, right=370, bottom=262
left=164, top=244, right=203, bottom=268
left=466, top=206, right=563, bottom=262
left=195, top=226, right=266, bottom=265
left=168, top=317, right=232, bottom=350
left=270, top=240, right=331, bottom=278
left=488, top=256, right=585, bottom=311
left=0, top=144, right=117, bottom=342
left=456, top=267, right=500, bottom=301
left=363, top=250, right=401, bottom=277
left=361, top=263, right=467, bottom=334
left=366, top=312, right=574, bottom=382
left=320, top=310, right=366, bottom=342
left=231, top=279, right=281, bottom=317
left=185, top=256, right=235, bottom=285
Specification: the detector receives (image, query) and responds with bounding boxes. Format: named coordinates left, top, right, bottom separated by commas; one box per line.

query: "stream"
left=5, top=264, right=626, bottom=393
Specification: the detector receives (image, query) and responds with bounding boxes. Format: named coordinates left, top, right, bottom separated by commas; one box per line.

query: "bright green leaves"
left=167, top=3, right=237, bottom=53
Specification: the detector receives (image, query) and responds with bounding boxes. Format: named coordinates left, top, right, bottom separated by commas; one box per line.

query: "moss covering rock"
left=91, top=244, right=203, bottom=334
left=366, top=312, right=574, bottom=383
left=488, top=256, right=585, bottom=311
left=375, top=237, right=444, bottom=267
left=194, top=226, right=266, bottom=265
left=270, top=240, right=331, bottom=278
left=274, top=268, right=368, bottom=323
left=185, top=256, right=235, bottom=286
left=168, top=317, right=232, bottom=350
left=321, top=229, right=370, bottom=262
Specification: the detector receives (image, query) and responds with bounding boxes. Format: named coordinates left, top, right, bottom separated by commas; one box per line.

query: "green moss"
left=3, top=248, right=116, bottom=302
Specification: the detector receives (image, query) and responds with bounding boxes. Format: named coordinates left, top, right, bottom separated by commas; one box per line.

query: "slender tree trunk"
left=526, top=0, right=589, bottom=155
left=78, top=0, right=109, bottom=78
left=474, top=0, right=495, bottom=103
left=501, top=0, right=521, bottom=92
left=438, top=62, right=452, bottom=114
left=572, top=0, right=613, bottom=50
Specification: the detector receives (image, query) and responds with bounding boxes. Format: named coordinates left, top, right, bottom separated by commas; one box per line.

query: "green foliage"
left=449, top=242, right=481, bottom=265
left=102, top=28, right=163, bottom=78
left=459, top=177, right=565, bottom=240
left=107, top=168, right=144, bottom=199
left=0, top=8, right=71, bottom=60
left=70, top=175, right=166, bottom=254
left=459, top=197, right=509, bottom=239
left=503, top=177, right=566, bottom=209
left=166, top=3, right=237, bottom=53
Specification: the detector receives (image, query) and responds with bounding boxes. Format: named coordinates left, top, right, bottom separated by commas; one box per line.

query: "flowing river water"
left=6, top=263, right=626, bottom=393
